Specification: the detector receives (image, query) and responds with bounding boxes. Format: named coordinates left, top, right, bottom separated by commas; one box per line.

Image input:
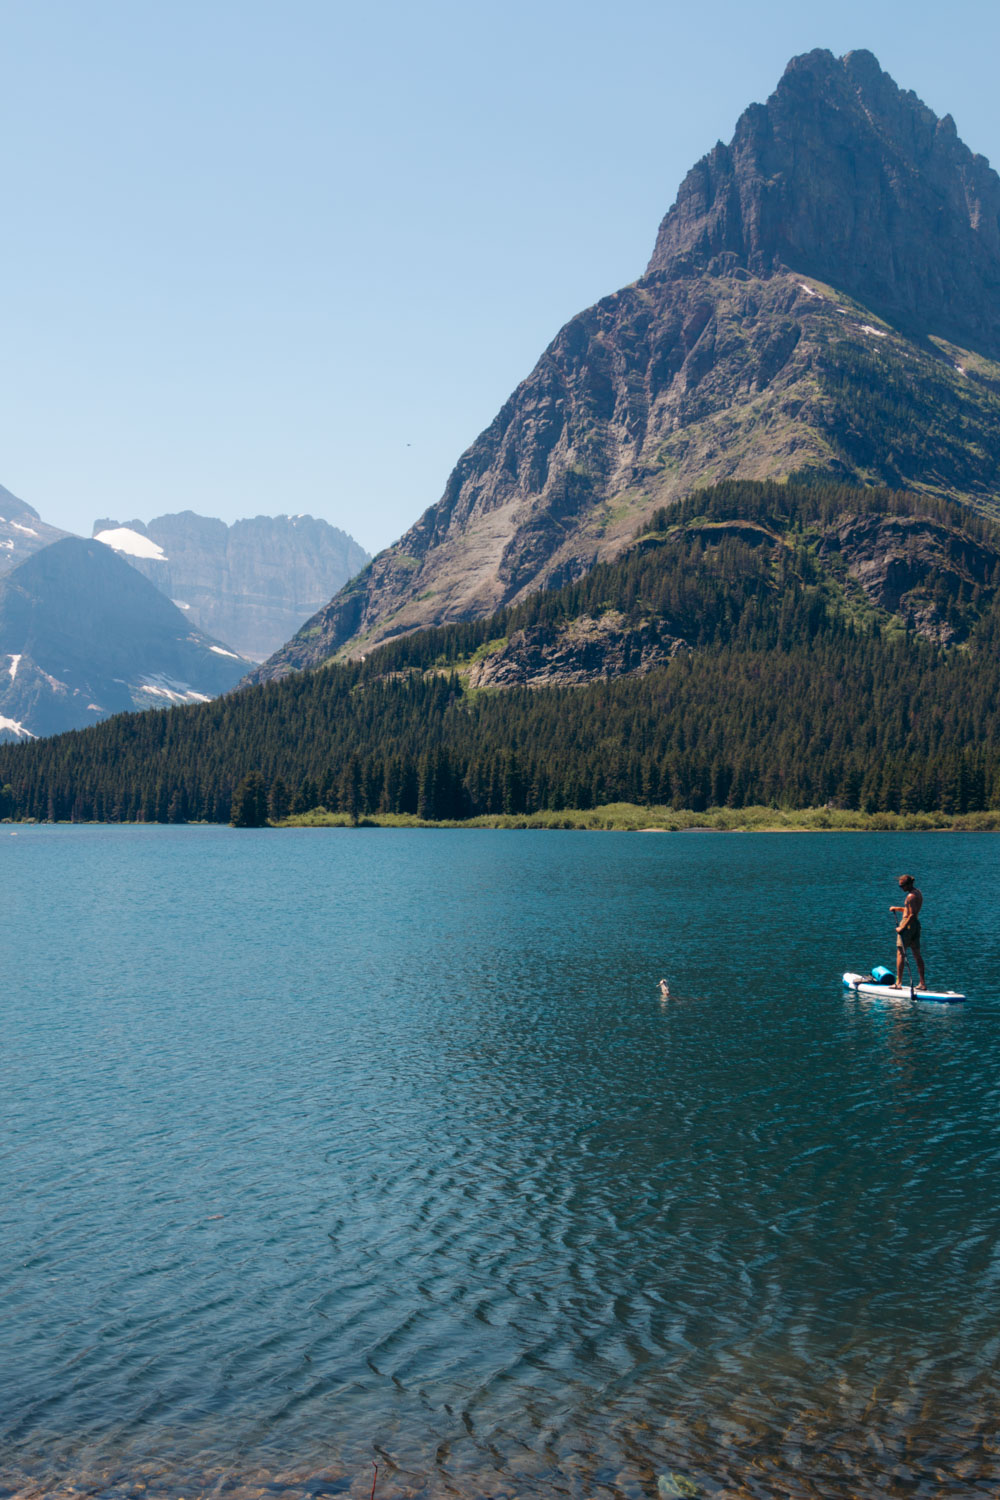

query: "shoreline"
left=8, top=804, right=1000, bottom=833
left=275, top=802, right=1000, bottom=833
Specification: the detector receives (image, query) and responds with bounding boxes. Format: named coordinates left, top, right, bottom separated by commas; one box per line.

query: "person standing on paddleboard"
left=891, top=875, right=926, bottom=991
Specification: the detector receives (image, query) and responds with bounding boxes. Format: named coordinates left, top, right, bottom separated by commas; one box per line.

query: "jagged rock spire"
left=646, top=49, right=1000, bottom=357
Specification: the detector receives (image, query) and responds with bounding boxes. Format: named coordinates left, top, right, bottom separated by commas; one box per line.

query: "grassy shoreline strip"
left=277, top=802, right=1000, bottom=833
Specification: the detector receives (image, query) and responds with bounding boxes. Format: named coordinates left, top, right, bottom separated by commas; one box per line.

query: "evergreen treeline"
left=2, top=480, right=1000, bottom=824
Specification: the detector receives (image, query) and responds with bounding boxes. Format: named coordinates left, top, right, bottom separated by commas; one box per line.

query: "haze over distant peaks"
left=252, top=49, right=1000, bottom=681
left=0, top=538, right=252, bottom=741
left=93, top=510, right=370, bottom=660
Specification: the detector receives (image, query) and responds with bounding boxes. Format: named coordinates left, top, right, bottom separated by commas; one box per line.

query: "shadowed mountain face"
left=0, top=486, right=71, bottom=573
left=251, top=50, right=1000, bottom=682
left=0, top=539, right=252, bottom=741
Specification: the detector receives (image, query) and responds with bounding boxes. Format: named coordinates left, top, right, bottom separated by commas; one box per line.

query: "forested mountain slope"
left=252, top=49, right=1000, bottom=682
left=3, top=482, right=1000, bottom=820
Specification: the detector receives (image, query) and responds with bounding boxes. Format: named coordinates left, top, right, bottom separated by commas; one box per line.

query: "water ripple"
left=3, top=826, right=1000, bottom=1498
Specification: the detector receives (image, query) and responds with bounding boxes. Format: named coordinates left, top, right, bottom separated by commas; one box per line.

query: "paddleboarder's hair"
left=899, top=873, right=915, bottom=888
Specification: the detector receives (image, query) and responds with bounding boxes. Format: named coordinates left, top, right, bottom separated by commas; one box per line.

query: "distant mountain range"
left=0, top=538, right=252, bottom=742
left=0, top=487, right=370, bottom=739
left=252, top=48, right=1000, bottom=682
left=92, top=511, right=369, bottom=660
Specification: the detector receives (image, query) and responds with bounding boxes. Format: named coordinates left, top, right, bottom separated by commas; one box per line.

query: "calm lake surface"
left=4, top=827, right=1000, bottom=1500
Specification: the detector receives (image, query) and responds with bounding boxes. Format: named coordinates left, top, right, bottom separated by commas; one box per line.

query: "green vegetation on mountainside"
left=2, top=481, right=1000, bottom=825
left=814, top=338, right=1000, bottom=517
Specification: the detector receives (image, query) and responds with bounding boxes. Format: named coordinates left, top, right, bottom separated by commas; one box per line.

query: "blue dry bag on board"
left=870, top=965, right=895, bottom=985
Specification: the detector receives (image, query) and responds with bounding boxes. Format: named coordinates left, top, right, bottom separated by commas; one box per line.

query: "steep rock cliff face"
left=93, top=511, right=369, bottom=660
left=252, top=50, right=1000, bottom=681
left=818, top=513, right=1000, bottom=643
left=647, top=49, right=1000, bottom=358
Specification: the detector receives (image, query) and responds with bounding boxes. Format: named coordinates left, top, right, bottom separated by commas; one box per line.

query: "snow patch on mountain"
left=0, top=715, right=35, bottom=740
left=95, top=527, right=168, bottom=561
left=136, top=675, right=212, bottom=704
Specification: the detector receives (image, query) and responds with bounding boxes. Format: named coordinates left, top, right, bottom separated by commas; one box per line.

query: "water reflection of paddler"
left=890, top=874, right=926, bottom=991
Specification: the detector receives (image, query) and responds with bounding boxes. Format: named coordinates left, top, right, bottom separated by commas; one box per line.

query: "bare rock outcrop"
left=820, top=512, right=1000, bottom=642
left=468, top=613, right=689, bottom=688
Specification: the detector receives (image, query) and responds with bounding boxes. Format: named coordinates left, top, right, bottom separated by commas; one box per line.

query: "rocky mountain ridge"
left=0, top=486, right=71, bottom=574
left=251, top=49, right=1000, bottom=682
left=93, top=511, right=369, bottom=660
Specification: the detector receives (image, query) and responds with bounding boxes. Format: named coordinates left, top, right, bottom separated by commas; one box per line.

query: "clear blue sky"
left=2, top=0, right=998, bottom=553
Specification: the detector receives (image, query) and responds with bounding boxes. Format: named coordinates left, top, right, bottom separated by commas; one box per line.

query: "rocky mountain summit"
left=93, top=511, right=369, bottom=660
left=0, top=538, right=252, bottom=741
left=253, top=49, right=1000, bottom=682
left=0, top=486, right=71, bottom=573
left=647, top=48, right=1000, bottom=358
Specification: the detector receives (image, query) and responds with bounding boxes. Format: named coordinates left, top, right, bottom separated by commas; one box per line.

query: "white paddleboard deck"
left=843, top=972, right=966, bottom=1004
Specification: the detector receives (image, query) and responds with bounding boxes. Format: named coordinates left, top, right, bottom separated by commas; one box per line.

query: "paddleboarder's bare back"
left=891, top=874, right=926, bottom=990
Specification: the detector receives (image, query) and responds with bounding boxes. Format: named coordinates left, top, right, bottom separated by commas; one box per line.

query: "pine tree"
left=341, top=754, right=363, bottom=824
left=231, top=771, right=269, bottom=827
left=267, top=775, right=290, bottom=823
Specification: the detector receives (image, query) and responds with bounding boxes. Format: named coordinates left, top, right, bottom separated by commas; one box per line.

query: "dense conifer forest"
left=2, top=481, right=1000, bottom=824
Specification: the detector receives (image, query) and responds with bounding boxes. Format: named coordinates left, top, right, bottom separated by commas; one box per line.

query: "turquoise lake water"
left=4, top=826, right=1000, bottom=1500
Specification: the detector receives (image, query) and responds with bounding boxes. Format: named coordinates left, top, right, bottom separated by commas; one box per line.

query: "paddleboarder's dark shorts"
left=899, top=919, right=922, bottom=949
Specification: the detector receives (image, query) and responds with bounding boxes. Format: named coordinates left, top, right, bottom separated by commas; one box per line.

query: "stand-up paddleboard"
left=843, top=972, right=966, bottom=1004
